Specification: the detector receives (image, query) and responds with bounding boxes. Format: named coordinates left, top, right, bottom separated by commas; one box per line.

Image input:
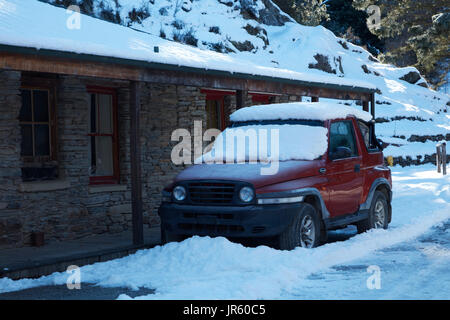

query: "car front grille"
left=178, top=223, right=244, bottom=234
left=187, top=182, right=236, bottom=205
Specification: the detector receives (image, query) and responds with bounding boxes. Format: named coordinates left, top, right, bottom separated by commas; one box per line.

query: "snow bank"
left=230, top=102, right=373, bottom=122
left=383, top=141, right=442, bottom=158
left=201, top=124, right=328, bottom=163
left=1, top=165, right=449, bottom=299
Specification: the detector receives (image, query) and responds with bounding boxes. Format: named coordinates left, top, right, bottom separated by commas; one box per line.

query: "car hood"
left=173, top=160, right=322, bottom=189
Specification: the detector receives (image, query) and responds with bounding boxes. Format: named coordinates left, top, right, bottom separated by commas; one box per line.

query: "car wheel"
left=357, top=191, right=389, bottom=233
left=160, top=225, right=184, bottom=244
left=278, top=203, right=321, bottom=250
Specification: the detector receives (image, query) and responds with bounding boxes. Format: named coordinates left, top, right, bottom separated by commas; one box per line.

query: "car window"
left=357, top=120, right=380, bottom=152
left=329, top=121, right=358, bottom=159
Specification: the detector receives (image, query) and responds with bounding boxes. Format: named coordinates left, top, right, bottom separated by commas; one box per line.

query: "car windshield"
left=231, top=119, right=325, bottom=128
left=199, top=119, right=328, bottom=164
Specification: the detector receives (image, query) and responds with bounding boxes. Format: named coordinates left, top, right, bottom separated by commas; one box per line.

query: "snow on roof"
left=0, top=0, right=376, bottom=91
left=230, top=102, right=374, bottom=123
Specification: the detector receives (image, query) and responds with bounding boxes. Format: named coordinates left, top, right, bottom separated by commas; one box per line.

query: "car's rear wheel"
left=278, top=203, right=321, bottom=250
left=357, top=190, right=389, bottom=233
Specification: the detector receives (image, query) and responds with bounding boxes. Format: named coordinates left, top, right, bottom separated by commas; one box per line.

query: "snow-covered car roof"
left=230, top=102, right=373, bottom=123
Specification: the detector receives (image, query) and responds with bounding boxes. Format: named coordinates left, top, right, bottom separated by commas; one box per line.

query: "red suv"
left=159, top=102, right=392, bottom=249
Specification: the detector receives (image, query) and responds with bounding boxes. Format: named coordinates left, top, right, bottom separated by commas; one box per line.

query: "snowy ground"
left=0, top=164, right=449, bottom=300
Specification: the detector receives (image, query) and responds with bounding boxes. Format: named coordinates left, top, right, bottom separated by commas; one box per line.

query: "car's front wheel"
left=357, top=190, right=389, bottom=233
left=278, top=203, right=321, bottom=250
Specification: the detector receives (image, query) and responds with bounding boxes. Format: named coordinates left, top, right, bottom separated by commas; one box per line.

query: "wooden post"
left=130, top=81, right=144, bottom=245
left=436, top=143, right=442, bottom=173
left=311, top=96, right=319, bottom=102
left=442, top=142, right=447, bottom=175
left=362, top=101, right=369, bottom=112
left=236, top=90, right=247, bottom=110
left=370, top=93, right=376, bottom=119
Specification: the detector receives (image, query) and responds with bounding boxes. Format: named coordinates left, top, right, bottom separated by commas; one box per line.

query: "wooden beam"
left=1, top=52, right=374, bottom=101
left=370, top=93, right=376, bottom=118
left=130, top=81, right=144, bottom=245
left=370, top=93, right=377, bottom=140
left=362, top=101, right=369, bottom=112
left=236, top=90, right=247, bottom=109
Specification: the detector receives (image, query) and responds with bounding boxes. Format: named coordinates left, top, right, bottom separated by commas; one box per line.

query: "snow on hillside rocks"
left=39, top=0, right=450, bottom=164
left=0, top=1, right=375, bottom=89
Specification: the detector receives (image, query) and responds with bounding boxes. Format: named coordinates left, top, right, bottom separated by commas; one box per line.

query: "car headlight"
left=173, top=186, right=186, bottom=201
left=239, top=186, right=254, bottom=203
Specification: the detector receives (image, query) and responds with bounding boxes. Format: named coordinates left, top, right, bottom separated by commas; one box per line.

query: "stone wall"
left=0, top=69, right=300, bottom=249
left=0, top=71, right=214, bottom=248
left=0, top=73, right=139, bottom=248
left=0, top=70, right=23, bottom=247
left=140, top=84, right=207, bottom=225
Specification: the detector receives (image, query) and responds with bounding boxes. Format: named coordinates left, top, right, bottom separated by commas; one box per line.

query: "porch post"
left=130, top=81, right=144, bottom=245
left=236, top=89, right=247, bottom=109
left=370, top=93, right=376, bottom=118
left=362, top=101, right=369, bottom=112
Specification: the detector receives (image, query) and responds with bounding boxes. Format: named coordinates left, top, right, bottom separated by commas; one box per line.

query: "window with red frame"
left=201, top=90, right=277, bottom=130
left=250, top=93, right=274, bottom=104
left=87, top=87, right=119, bottom=185
left=202, top=89, right=231, bottom=131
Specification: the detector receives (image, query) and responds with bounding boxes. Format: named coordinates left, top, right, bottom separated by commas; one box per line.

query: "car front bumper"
left=158, top=202, right=303, bottom=238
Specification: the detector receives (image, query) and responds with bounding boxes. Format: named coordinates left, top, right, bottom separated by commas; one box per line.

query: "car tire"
left=278, top=203, right=321, bottom=250
left=160, top=225, right=184, bottom=245
left=357, top=191, right=389, bottom=233
left=319, top=221, right=328, bottom=245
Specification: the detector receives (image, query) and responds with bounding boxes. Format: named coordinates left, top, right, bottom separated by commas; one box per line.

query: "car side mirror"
left=377, top=139, right=385, bottom=151
left=330, top=146, right=352, bottom=160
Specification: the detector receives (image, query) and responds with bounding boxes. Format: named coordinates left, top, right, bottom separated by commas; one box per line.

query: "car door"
left=326, top=119, right=363, bottom=217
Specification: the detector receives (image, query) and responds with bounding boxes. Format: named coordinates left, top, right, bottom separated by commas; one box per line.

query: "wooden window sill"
left=19, top=179, right=71, bottom=193
left=88, top=184, right=127, bottom=194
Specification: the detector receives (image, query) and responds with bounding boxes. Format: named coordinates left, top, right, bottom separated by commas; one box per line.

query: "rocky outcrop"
left=400, top=71, right=421, bottom=84
left=239, top=0, right=291, bottom=26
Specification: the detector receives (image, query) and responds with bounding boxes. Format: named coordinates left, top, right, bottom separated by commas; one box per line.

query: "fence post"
left=436, top=143, right=442, bottom=173
left=442, top=142, right=447, bottom=175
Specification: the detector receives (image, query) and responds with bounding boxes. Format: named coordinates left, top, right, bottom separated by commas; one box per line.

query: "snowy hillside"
left=43, top=0, right=449, bottom=165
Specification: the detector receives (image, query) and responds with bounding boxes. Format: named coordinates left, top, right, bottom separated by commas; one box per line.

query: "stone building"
left=0, top=2, right=376, bottom=249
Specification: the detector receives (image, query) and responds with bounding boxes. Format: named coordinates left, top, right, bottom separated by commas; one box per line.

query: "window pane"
left=358, top=121, right=370, bottom=149
left=90, top=135, right=96, bottom=175
left=206, top=100, right=220, bottom=130
left=91, top=136, right=114, bottom=177
left=34, top=124, right=50, bottom=156
left=33, top=90, right=49, bottom=122
left=90, top=94, right=97, bottom=133
left=98, top=94, right=113, bottom=134
left=329, top=121, right=358, bottom=157
left=19, top=89, right=32, bottom=122
left=20, top=124, right=33, bottom=156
